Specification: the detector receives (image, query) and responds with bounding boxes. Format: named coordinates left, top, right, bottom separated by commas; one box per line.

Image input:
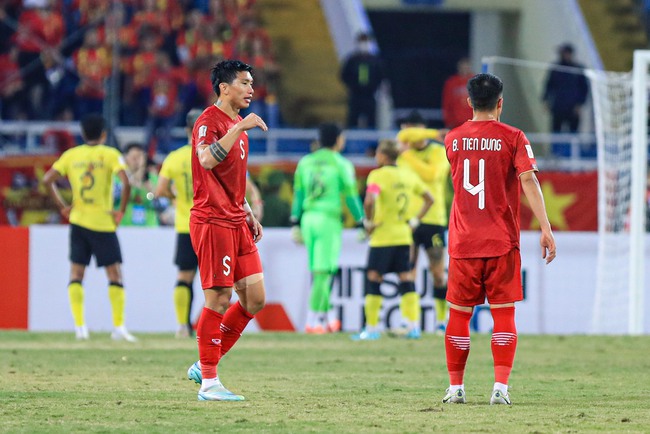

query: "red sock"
left=197, top=307, right=223, bottom=380
left=491, top=306, right=517, bottom=385
left=445, top=307, right=472, bottom=385
left=220, top=301, right=254, bottom=356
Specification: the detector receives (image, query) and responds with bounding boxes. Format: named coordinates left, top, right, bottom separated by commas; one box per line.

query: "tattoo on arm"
left=208, top=141, right=228, bottom=162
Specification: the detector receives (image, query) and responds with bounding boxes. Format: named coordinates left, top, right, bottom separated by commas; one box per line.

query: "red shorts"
left=447, top=248, right=522, bottom=307
left=189, top=220, right=262, bottom=289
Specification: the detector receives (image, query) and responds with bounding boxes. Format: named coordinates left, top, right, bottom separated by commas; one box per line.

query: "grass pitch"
left=1, top=331, right=649, bottom=433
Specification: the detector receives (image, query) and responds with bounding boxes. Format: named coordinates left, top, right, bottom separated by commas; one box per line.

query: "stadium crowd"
left=0, top=0, right=279, bottom=152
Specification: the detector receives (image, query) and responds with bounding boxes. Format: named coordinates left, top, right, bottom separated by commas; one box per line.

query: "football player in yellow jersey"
left=352, top=140, right=434, bottom=341
left=43, top=113, right=137, bottom=342
left=397, top=121, right=451, bottom=334
left=156, top=109, right=202, bottom=338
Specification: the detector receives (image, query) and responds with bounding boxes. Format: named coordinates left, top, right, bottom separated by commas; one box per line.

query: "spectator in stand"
left=42, top=128, right=75, bottom=155
left=176, top=9, right=206, bottom=66
left=0, top=1, right=21, bottom=55
left=122, top=31, right=158, bottom=126
left=115, top=143, right=159, bottom=227
left=13, top=0, right=65, bottom=119
left=238, top=18, right=279, bottom=125
left=340, top=32, right=386, bottom=129
left=542, top=43, right=589, bottom=133
left=0, top=47, right=26, bottom=120
left=99, top=4, right=138, bottom=55
left=130, top=0, right=171, bottom=47
left=73, top=27, right=111, bottom=118
left=441, top=57, right=474, bottom=130
left=204, top=0, right=235, bottom=58
left=144, top=51, right=189, bottom=156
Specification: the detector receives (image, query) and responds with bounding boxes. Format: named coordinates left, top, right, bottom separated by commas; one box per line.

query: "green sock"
left=309, top=272, right=330, bottom=313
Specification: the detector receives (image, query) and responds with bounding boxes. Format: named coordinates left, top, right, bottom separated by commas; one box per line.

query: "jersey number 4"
left=463, top=158, right=485, bottom=210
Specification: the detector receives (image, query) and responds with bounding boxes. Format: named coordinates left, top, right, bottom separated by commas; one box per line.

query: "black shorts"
left=367, top=245, right=411, bottom=275
left=413, top=224, right=447, bottom=250
left=175, top=233, right=198, bottom=271
left=70, top=224, right=122, bottom=267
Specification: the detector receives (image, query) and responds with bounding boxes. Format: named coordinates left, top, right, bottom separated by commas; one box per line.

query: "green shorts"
left=301, top=212, right=342, bottom=272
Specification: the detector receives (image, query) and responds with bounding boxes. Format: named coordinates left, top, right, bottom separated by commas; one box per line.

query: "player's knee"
left=366, top=270, right=382, bottom=282
left=428, top=246, right=444, bottom=262
left=398, top=281, right=416, bottom=295
left=246, top=297, right=265, bottom=315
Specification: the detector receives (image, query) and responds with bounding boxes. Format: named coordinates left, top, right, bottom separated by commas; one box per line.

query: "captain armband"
left=208, top=141, right=228, bottom=162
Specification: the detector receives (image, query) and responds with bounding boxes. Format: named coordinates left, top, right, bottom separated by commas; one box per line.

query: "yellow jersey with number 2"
left=366, top=165, right=429, bottom=247
left=52, top=144, right=126, bottom=232
left=159, top=144, right=193, bottom=234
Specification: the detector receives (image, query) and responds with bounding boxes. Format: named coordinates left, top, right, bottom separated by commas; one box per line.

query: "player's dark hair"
left=467, top=73, right=503, bottom=111
left=377, top=139, right=399, bottom=161
left=186, top=108, right=203, bottom=129
left=124, top=142, right=145, bottom=154
left=80, top=113, right=105, bottom=141
left=211, top=60, right=253, bottom=96
left=318, top=123, right=341, bottom=149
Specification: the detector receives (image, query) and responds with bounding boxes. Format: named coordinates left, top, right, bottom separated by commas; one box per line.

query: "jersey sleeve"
left=513, top=130, right=538, bottom=176
left=290, top=160, right=305, bottom=221
left=194, top=116, right=223, bottom=148
left=159, top=153, right=174, bottom=179
left=111, top=149, right=127, bottom=174
left=51, top=150, right=69, bottom=176
left=366, top=170, right=381, bottom=195
left=396, top=127, right=440, bottom=144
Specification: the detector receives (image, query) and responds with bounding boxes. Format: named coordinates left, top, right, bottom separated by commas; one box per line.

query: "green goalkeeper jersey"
left=291, top=148, right=364, bottom=222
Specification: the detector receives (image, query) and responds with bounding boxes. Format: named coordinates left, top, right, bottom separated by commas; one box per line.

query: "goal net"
left=484, top=54, right=647, bottom=335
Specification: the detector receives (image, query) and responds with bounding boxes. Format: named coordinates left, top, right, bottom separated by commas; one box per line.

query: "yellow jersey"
left=52, top=144, right=126, bottom=232
left=159, top=144, right=193, bottom=234
left=397, top=142, right=450, bottom=226
left=366, top=165, right=428, bottom=247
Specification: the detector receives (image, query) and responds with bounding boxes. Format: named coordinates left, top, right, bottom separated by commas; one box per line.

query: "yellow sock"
left=108, top=283, right=125, bottom=327
left=400, top=292, right=421, bottom=323
left=174, top=284, right=191, bottom=326
left=435, top=298, right=449, bottom=323
left=364, top=294, right=383, bottom=327
left=68, top=281, right=85, bottom=327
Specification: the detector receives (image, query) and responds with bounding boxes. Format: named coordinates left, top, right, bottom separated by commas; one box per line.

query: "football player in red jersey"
left=442, top=73, right=556, bottom=406
left=186, top=60, right=268, bottom=401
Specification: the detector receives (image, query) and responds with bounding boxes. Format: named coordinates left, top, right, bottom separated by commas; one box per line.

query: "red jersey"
left=190, top=105, right=249, bottom=227
left=149, top=67, right=188, bottom=117
left=444, top=120, right=538, bottom=259
left=441, top=74, right=474, bottom=129
left=14, top=9, right=64, bottom=53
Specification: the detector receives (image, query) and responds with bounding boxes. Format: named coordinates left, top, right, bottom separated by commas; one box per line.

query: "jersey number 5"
left=463, top=158, right=485, bottom=210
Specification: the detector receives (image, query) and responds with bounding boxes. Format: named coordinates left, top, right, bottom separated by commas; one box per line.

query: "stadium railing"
left=0, top=121, right=597, bottom=170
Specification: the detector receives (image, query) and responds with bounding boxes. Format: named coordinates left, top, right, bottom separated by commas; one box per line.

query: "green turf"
left=1, top=331, right=649, bottom=433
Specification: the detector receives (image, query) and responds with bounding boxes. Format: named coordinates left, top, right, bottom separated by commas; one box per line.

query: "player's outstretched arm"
left=197, top=113, right=268, bottom=170
left=520, top=171, right=556, bottom=264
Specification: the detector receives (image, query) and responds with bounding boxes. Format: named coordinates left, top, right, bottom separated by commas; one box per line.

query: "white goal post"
left=628, top=50, right=649, bottom=335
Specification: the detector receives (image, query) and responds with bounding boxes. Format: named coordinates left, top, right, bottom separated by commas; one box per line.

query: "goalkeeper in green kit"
left=291, top=123, right=365, bottom=333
